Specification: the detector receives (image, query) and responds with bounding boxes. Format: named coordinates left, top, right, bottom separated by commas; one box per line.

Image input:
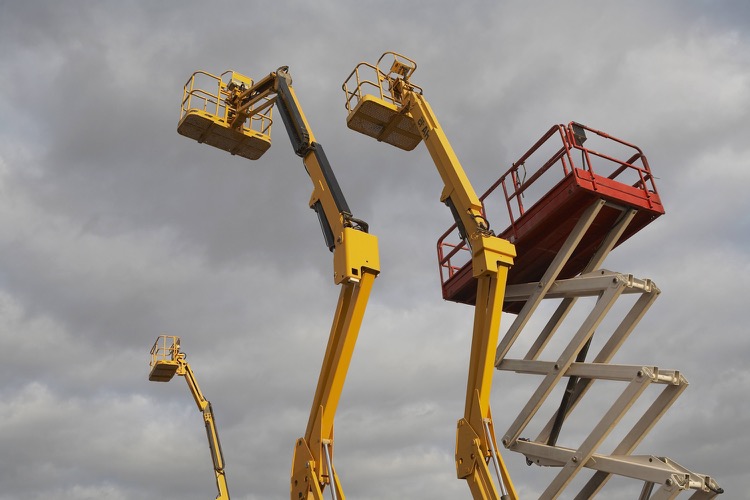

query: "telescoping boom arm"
left=177, top=67, right=380, bottom=500
left=343, top=52, right=517, bottom=500
left=149, top=335, right=229, bottom=500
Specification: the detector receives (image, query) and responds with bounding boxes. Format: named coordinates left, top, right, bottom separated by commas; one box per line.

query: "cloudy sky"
left=1, top=1, right=748, bottom=499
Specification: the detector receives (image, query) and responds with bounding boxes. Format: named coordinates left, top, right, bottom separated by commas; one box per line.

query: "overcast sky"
left=1, top=1, right=748, bottom=499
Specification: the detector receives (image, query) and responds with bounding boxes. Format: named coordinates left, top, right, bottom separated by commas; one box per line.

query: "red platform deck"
left=438, top=123, right=664, bottom=312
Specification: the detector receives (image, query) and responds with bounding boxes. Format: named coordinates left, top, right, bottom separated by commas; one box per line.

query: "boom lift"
left=344, top=52, right=518, bottom=500
left=177, top=67, right=380, bottom=500
left=342, top=52, right=722, bottom=498
left=149, top=335, right=229, bottom=500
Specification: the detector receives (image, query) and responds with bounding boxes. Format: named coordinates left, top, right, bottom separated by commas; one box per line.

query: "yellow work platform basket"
left=178, top=70, right=273, bottom=160
left=149, top=335, right=181, bottom=382
left=342, top=52, right=423, bottom=151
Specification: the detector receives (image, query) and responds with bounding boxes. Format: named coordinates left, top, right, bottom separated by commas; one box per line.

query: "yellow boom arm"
left=177, top=67, right=380, bottom=500
left=272, top=71, right=380, bottom=500
left=343, top=52, right=517, bottom=500
left=149, top=335, right=229, bottom=500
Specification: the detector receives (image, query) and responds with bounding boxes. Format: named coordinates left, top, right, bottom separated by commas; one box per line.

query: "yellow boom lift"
left=176, top=66, right=380, bottom=500
left=344, top=52, right=518, bottom=499
left=149, top=335, right=229, bottom=500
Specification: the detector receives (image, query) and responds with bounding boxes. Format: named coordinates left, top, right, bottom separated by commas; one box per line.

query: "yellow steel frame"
left=343, top=52, right=517, bottom=500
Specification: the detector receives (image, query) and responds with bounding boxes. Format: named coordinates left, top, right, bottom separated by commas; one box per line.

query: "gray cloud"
left=1, top=0, right=748, bottom=498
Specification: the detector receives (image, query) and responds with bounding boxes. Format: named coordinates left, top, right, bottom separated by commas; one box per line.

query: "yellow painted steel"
left=177, top=67, right=379, bottom=500
left=284, top=81, right=379, bottom=499
left=149, top=335, right=230, bottom=500
left=291, top=271, right=375, bottom=500
left=343, top=52, right=517, bottom=500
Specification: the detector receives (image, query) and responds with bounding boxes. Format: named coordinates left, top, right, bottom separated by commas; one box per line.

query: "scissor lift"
left=343, top=51, right=721, bottom=498
left=440, top=123, right=722, bottom=497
